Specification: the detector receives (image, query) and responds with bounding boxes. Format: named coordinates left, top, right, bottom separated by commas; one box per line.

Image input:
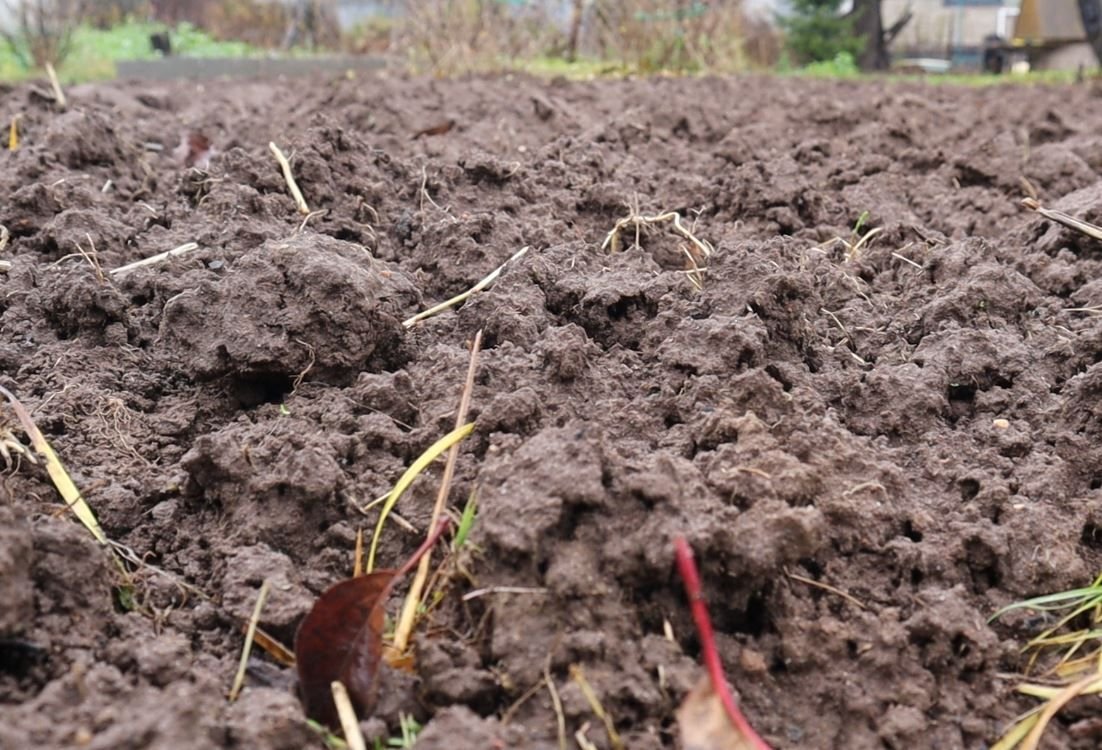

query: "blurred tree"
left=781, top=0, right=910, bottom=70
left=0, top=0, right=85, bottom=67
left=847, top=0, right=910, bottom=70
left=779, top=0, right=864, bottom=65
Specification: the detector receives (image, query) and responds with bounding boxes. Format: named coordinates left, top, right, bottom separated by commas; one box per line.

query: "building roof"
left=1015, top=0, right=1086, bottom=43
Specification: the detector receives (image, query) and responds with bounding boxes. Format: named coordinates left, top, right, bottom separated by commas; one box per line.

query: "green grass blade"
left=990, top=587, right=1102, bottom=622
left=452, top=490, right=478, bottom=550
left=366, top=423, right=475, bottom=572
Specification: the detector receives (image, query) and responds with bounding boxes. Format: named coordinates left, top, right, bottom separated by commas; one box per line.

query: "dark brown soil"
left=3, top=71, right=1102, bottom=749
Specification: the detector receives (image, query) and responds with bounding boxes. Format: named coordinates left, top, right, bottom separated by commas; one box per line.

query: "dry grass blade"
left=1019, top=672, right=1102, bottom=750
left=353, top=528, right=364, bottom=578
left=110, top=242, right=201, bottom=277
left=403, top=247, right=530, bottom=328
left=569, top=664, right=624, bottom=750
left=251, top=626, right=296, bottom=667
left=392, top=330, right=482, bottom=654
left=229, top=579, right=271, bottom=702
left=0, top=224, right=9, bottom=273
left=1022, top=198, right=1102, bottom=242
left=269, top=141, right=311, bottom=216
left=0, top=385, right=110, bottom=549
left=7, top=115, right=18, bottom=151
left=461, top=586, right=548, bottom=602
left=330, top=681, right=368, bottom=750
left=45, top=62, right=66, bottom=109
left=546, top=664, right=567, bottom=750
left=990, top=573, right=1102, bottom=748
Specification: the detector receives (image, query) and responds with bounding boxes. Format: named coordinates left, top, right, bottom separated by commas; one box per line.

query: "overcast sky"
left=745, top=0, right=791, bottom=20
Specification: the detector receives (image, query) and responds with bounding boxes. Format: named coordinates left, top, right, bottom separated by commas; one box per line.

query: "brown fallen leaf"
left=295, top=571, right=394, bottom=729
left=293, top=519, right=449, bottom=729
left=172, top=131, right=214, bottom=169
left=412, top=119, right=456, bottom=140
left=678, top=677, right=758, bottom=750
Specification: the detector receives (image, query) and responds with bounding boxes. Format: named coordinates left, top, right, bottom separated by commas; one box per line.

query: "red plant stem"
left=674, top=536, right=772, bottom=750
left=396, top=518, right=452, bottom=579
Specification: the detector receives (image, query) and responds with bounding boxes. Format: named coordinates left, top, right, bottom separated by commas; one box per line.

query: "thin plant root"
left=1022, top=197, right=1102, bottom=242
left=602, top=204, right=714, bottom=288
left=0, top=222, right=9, bottom=272
left=269, top=142, right=311, bottom=216
left=785, top=568, right=867, bottom=610
left=93, top=397, right=150, bottom=466
left=818, top=227, right=884, bottom=263
left=546, top=664, right=567, bottom=750
left=575, top=723, right=599, bottom=750
left=602, top=207, right=714, bottom=261
left=0, top=425, right=37, bottom=469
left=75, top=234, right=106, bottom=285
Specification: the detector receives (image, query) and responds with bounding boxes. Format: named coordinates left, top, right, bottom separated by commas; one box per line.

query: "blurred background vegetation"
left=0, top=0, right=1088, bottom=83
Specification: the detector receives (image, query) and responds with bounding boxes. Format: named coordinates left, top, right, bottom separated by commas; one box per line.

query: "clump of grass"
left=817, top=210, right=883, bottom=262
left=990, top=573, right=1102, bottom=749
left=374, top=713, right=421, bottom=750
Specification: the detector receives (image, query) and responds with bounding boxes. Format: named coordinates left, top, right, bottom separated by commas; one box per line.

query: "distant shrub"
left=779, top=0, right=864, bottom=65
left=0, top=0, right=86, bottom=66
left=587, top=0, right=775, bottom=73
left=81, top=0, right=150, bottom=28
left=801, top=50, right=860, bottom=77
left=394, top=0, right=559, bottom=75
